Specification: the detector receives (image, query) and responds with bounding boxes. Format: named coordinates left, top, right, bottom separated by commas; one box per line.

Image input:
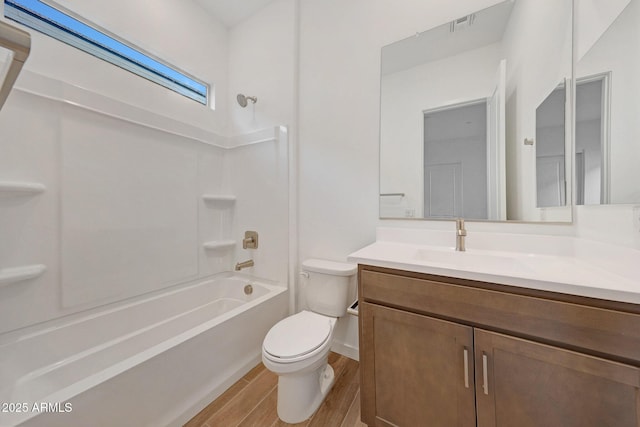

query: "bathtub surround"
left=0, top=73, right=289, bottom=332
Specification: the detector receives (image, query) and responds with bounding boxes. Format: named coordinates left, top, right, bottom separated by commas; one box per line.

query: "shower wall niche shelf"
left=0, top=181, right=46, bottom=195
left=203, top=240, right=236, bottom=250
left=0, top=264, right=46, bottom=287
left=202, top=194, right=236, bottom=203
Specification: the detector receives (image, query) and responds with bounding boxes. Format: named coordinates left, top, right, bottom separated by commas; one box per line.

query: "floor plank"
left=183, top=378, right=249, bottom=427
left=237, top=386, right=278, bottom=427
left=204, top=369, right=278, bottom=426
left=308, top=358, right=360, bottom=427
left=242, top=362, right=266, bottom=383
left=341, top=390, right=367, bottom=427
left=271, top=417, right=310, bottom=427
left=184, top=352, right=361, bottom=427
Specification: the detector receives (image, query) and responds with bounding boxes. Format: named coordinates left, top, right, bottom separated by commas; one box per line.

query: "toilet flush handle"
left=299, top=271, right=309, bottom=278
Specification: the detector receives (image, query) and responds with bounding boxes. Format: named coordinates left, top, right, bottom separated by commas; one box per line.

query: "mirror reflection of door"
left=536, top=85, right=567, bottom=208
left=575, top=75, right=609, bottom=205
left=423, top=101, right=488, bottom=219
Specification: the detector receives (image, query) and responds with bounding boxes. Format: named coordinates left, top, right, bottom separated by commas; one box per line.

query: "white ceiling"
left=194, top=0, right=277, bottom=27
left=381, top=0, right=515, bottom=76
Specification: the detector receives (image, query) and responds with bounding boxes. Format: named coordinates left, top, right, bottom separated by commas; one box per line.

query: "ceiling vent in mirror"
left=450, top=14, right=476, bottom=32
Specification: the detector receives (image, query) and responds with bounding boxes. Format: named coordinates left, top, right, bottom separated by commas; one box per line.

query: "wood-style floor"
left=184, top=352, right=365, bottom=427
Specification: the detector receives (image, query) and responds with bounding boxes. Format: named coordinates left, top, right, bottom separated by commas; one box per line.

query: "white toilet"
left=262, top=259, right=356, bottom=423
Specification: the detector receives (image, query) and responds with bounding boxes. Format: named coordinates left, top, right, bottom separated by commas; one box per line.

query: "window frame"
left=3, top=0, right=211, bottom=106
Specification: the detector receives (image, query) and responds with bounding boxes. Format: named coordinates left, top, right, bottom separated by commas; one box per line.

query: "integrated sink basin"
left=413, top=248, right=530, bottom=275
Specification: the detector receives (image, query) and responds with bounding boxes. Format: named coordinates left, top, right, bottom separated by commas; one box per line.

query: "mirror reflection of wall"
left=379, top=0, right=573, bottom=222
left=575, top=0, right=640, bottom=205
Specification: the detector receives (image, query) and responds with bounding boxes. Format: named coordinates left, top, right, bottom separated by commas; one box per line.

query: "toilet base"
left=276, top=363, right=335, bottom=423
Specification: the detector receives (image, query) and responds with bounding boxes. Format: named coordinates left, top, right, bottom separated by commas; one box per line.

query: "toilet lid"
left=263, top=311, right=332, bottom=360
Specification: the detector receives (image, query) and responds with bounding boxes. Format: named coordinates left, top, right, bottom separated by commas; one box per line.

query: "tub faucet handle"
left=455, top=218, right=466, bottom=252
left=243, top=231, right=258, bottom=249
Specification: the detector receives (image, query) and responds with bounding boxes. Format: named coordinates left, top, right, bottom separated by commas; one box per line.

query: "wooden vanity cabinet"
left=360, top=302, right=476, bottom=426
left=358, top=265, right=640, bottom=427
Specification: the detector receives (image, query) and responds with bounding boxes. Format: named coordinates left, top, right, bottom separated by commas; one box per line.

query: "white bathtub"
left=0, top=273, right=288, bottom=427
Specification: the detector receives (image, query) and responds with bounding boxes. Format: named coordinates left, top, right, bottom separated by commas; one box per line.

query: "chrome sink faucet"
left=455, top=218, right=467, bottom=252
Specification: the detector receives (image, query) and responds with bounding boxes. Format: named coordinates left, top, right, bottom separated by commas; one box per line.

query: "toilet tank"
left=302, top=259, right=356, bottom=317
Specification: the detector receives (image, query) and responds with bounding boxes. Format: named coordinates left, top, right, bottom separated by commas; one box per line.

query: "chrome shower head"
left=237, top=93, right=257, bottom=108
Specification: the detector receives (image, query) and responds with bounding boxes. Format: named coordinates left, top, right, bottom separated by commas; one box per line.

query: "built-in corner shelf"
left=202, top=194, right=236, bottom=203
left=0, top=181, right=46, bottom=195
left=203, top=240, right=236, bottom=250
left=0, top=264, right=46, bottom=287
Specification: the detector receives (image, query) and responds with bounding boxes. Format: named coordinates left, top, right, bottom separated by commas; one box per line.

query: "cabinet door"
left=474, top=329, right=640, bottom=427
left=360, top=302, right=476, bottom=427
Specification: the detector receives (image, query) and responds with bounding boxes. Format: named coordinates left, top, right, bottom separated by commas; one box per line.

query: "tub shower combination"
left=0, top=273, right=288, bottom=427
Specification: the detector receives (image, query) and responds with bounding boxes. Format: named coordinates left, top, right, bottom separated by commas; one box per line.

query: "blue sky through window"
left=4, top=0, right=208, bottom=104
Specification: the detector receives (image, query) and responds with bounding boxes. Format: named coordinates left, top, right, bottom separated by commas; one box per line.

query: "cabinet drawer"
left=359, top=267, right=640, bottom=364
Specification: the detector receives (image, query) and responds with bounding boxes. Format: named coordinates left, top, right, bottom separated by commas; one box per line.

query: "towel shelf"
left=0, top=181, right=46, bottom=195
left=0, top=264, right=46, bottom=287
left=202, top=195, right=236, bottom=203
left=203, top=240, right=236, bottom=250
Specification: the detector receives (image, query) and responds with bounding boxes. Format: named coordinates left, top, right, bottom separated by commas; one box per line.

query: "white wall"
left=576, top=0, right=640, bottom=204
left=227, top=0, right=297, bottom=137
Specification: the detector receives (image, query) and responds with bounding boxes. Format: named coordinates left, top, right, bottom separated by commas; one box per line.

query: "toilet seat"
left=263, top=311, right=333, bottom=363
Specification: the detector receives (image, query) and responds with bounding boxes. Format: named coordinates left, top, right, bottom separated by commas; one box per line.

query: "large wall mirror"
left=379, top=0, right=573, bottom=222
left=575, top=0, right=640, bottom=205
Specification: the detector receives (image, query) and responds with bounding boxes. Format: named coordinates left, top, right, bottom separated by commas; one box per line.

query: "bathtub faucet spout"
left=235, top=259, right=254, bottom=271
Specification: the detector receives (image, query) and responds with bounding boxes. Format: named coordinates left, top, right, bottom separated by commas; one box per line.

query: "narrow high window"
left=4, top=0, right=209, bottom=105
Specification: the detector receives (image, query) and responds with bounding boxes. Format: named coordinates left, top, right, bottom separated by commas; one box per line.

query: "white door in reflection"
left=423, top=101, right=488, bottom=219
left=537, top=155, right=566, bottom=207
left=536, top=85, right=567, bottom=208
left=575, top=76, right=608, bottom=205
left=424, top=162, right=463, bottom=217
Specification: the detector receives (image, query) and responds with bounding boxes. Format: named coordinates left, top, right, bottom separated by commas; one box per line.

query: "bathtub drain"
left=244, top=284, right=253, bottom=295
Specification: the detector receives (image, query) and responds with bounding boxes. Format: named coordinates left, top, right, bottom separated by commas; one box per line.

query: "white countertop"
left=348, top=228, right=640, bottom=305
